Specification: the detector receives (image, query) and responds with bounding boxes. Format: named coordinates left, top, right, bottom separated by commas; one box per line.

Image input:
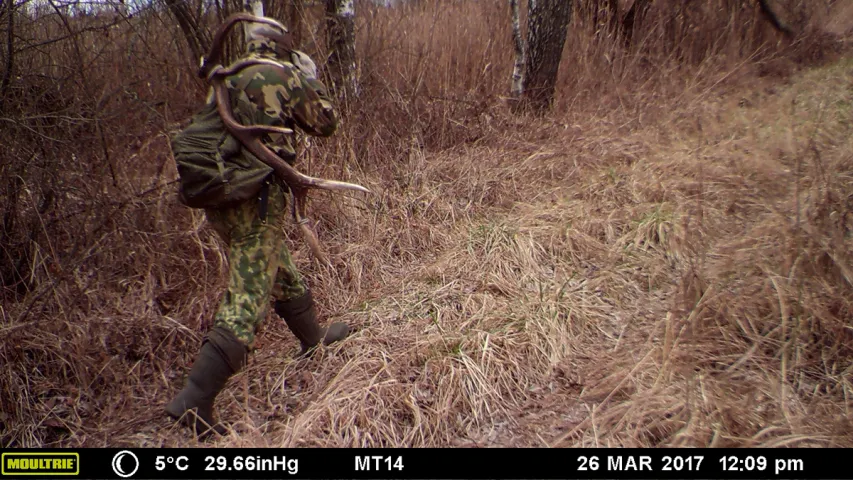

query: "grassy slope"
left=140, top=54, right=852, bottom=448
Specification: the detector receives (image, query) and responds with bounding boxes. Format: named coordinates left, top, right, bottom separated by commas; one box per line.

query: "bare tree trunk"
left=509, top=0, right=526, bottom=104
left=1, top=0, right=14, bottom=102
left=524, top=0, right=572, bottom=113
left=325, top=0, right=357, bottom=101
left=215, top=0, right=240, bottom=67
left=757, top=0, right=794, bottom=38
left=621, top=0, right=651, bottom=47
left=164, top=0, right=211, bottom=64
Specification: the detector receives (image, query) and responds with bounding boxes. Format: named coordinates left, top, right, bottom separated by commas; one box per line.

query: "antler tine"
left=199, top=13, right=290, bottom=79
left=207, top=57, right=284, bottom=81
left=209, top=65, right=371, bottom=196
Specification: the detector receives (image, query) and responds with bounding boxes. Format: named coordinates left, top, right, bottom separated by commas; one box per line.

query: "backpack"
left=170, top=75, right=274, bottom=210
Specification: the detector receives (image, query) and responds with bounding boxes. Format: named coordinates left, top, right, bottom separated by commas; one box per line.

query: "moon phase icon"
left=112, top=450, right=140, bottom=478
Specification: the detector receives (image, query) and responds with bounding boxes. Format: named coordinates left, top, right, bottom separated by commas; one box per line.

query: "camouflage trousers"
left=205, top=179, right=307, bottom=348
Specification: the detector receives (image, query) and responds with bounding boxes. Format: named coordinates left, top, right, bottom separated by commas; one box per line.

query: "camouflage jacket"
left=219, top=40, right=338, bottom=164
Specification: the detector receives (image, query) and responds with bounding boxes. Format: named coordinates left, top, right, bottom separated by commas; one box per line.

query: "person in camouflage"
left=165, top=19, right=349, bottom=439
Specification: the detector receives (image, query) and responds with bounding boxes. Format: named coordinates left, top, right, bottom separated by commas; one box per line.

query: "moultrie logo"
left=1, top=452, right=80, bottom=476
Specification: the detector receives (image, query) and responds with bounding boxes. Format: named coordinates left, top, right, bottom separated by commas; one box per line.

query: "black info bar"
left=0, top=448, right=846, bottom=479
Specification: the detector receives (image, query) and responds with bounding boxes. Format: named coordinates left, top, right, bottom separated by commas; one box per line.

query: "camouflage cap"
left=199, top=13, right=291, bottom=78
left=246, top=21, right=293, bottom=60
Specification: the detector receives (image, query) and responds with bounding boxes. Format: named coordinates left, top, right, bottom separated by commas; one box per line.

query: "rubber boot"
left=165, top=326, right=247, bottom=439
left=274, top=289, right=349, bottom=358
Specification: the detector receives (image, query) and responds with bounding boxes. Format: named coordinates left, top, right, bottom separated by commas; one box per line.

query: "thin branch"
left=13, top=18, right=126, bottom=53
left=0, top=117, right=64, bottom=142
left=162, top=0, right=211, bottom=64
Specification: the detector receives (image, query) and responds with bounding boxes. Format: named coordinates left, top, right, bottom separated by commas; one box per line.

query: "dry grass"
left=2, top=0, right=852, bottom=448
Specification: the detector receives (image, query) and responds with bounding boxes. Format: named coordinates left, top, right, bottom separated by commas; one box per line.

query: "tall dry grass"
left=1, top=0, right=851, bottom=447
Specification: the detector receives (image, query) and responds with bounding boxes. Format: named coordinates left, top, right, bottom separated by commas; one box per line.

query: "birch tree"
left=511, top=0, right=572, bottom=114
left=243, top=0, right=263, bottom=39
left=509, top=0, right=526, bottom=105
left=325, top=0, right=358, bottom=100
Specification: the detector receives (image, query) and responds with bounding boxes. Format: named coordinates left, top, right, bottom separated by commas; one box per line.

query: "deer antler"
left=198, top=13, right=290, bottom=79
left=208, top=59, right=370, bottom=264
left=209, top=59, right=370, bottom=197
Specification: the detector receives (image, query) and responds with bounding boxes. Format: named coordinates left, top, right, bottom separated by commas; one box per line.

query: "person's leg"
left=271, top=237, right=308, bottom=302
left=271, top=194, right=349, bottom=358
left=209, top=198, right=286, bottom=348
left=166, top=184, right=286, bottom=438
left=164, top=325, right=247, bottom=439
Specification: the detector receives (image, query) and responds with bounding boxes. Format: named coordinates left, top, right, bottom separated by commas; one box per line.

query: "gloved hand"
left=290, top=50, right=318, bottom=79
